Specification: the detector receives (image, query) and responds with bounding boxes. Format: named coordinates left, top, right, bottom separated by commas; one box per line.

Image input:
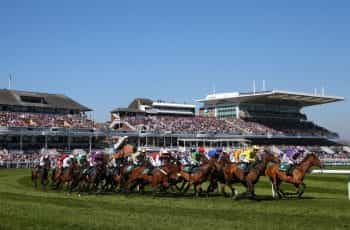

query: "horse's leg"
left=177, top=180, right=187, bottom=193
left=221, top=183, right=228, bottom=197
left=41, top=171, right=46, bottom=190
left=247, top=181, right=255, bottom=199
left=229, top=184, right=239, bottom=200
left=296, top=183, right=306, bottom=198
left=193, top=184, right=199, bottom=197
left=33, top=171, right=38, bottom=188
left=271, top=175, right=283, bottom=199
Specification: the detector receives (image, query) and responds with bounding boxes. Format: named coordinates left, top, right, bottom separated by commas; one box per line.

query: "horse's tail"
left=31, top=169, right=36, bottom=182
left=51, top=168, right=56, bottom=182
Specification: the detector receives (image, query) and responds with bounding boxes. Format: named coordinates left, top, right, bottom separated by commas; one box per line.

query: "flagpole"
left=8, top=74, right=11, bottom=89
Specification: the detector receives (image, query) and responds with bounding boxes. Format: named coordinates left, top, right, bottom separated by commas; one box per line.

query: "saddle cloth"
left=183, top=166, right=200, bottom=174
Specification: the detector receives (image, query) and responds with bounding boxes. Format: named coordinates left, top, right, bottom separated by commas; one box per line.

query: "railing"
left=0, top=160, right=39, bottom=169
left=0, top=160, right=58, bottom=169
left=321, top=159, right=350, bottom=166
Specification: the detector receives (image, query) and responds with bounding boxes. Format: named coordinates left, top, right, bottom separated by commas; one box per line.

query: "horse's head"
left=260, top=151, right=279, bottom=165
left=308, top=153, right=324, bottom=169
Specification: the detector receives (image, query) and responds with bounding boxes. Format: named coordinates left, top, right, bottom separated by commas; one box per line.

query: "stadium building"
left=111, top=98, right=196, bottom=118
left=198, top=90, right=344, bottom=120
left=111, top=91, right=345, bottom=149
left=0, top=89, right=105, bottom=151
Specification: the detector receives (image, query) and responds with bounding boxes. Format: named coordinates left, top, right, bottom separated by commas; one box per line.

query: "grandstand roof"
left=198, top=90, right=345, bottom=107
left=111, top=108, right=145, bottom=114
left=111, top=98, right=196, bottom=114
left=0, top=89, right=91, bottom=112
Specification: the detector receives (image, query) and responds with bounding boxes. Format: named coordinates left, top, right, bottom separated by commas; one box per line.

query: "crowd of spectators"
left=121, top=115, right=337, bottom=138
left=0, top=112, right=95, bottom=129
left=248, top=119, right=338, bottom=138
left=124, top=116, right=242, bottom=134
left=0, top=149, right=41, bottom=168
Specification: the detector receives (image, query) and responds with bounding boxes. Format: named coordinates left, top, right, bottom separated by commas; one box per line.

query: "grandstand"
left=111, top=90, right=345, bottom=148
left=0, top=89, right=105, bottom=151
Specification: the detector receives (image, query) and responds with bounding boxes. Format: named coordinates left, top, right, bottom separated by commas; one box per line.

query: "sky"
left=0, top=1, right=349, bottom=138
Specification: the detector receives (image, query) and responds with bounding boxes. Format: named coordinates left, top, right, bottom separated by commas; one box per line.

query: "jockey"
left=77, top=152, right=88, bottom=167
left=39, top=155, right=50, bottom=169
left=282, top=147, right=305, bottom=167
left=240, top=146, right=259, bottom=164
left=63, top=155, right=74, bottom=168
left=57, top=154, right=69, bottom=169
left=180, top=151, right=191, bottom=166
left=94, top=151, right=105, bottom=168
left=132, top=149, right=147, bottom=166
left=230, top=149, right=242, bottom=163
left=208, top=148, right=220, bottom=159
left=190, top=148, right=200, bottom=167
left=149, top=152, right=162, bottom=168
left=160, top=149, right=170, bottom=165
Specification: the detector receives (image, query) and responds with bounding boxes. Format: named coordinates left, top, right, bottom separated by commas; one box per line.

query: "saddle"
left=183, top=166, right=200, bottom=174
left=279, top=163, right=294, bottom=176
left=237, top=163, right=250, bottom=174
left=125, top=165, right=135, bottom=174
left=83, top=167, right=95, bottom=176
left=62, top=167, right=70, bottom=174
left=142, top=168, right=154, bottom=176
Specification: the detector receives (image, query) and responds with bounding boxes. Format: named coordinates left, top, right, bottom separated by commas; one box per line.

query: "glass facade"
left=239, top=103, right=300, bottom=113
left=216, top=103, right=238, bottom=119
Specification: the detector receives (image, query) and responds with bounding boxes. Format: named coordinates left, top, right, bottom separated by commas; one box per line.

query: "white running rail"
left=311, top=169, right=350, bottom=200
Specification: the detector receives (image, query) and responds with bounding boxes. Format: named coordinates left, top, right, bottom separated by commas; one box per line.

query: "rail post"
left=348, top=176, right=350, bottom=200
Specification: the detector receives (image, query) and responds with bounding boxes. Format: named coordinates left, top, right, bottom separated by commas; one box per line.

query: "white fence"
left=0, top=160, right=39, bottom=169
left=311, top=170, right=350, bottom=200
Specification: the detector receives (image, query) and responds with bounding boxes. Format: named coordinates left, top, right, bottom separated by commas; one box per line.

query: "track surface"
left=0, top=169, right=349, bottom=230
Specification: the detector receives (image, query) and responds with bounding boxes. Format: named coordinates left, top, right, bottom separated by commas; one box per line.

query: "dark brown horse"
left=31, top=166, right=50, bottom=189
left=78, top=164, right=106, bottom=194
left=266, top=153, right=323, bottom=199
left=207, top=154, right=243, bottom=198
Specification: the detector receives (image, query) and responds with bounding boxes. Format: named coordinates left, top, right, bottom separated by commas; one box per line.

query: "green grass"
left=0, top=169, right=349, bottom=230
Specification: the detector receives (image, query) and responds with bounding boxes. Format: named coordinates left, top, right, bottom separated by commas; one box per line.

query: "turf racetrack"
left=0, top=169, right=349, bottom=230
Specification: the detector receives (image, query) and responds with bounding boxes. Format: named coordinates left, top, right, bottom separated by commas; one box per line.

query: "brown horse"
left=239, top=152, right=278, bottom=199
left=266, top=153, right=323, bottom=199
left=124, top=165, right=152, bottom=193
left=149, top=160, right=183, bottom=195
left=51, top=160, right=79, bottom=192
left=179, top=158, right=217, bottom=197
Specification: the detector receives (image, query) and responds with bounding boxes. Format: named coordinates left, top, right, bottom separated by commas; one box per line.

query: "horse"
left=207, top=153, right=243, bottom=198
left=178, top=158, right=217, bottom=197
left=31, top=165, right=50, bottom=189
left=266, top=153, right=323, bottom=199
left=148, top=157, right=183, bottom=195
left=51, top=160, right=79, bottom=192
left=124, top=165, right=152, bottom=194
left=238, top=151, right=278, bottom=199
left=78, top=163, right=107, bottom=194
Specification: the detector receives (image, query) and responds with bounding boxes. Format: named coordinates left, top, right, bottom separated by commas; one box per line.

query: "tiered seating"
left=121, top=115, right=337, bottom=138
left=0, top=112, right=95, bottom=129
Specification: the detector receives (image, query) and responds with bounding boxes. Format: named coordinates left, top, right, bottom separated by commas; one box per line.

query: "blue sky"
left=0, top=1, right=349, bottom=138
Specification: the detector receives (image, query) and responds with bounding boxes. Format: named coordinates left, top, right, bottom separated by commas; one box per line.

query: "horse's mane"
left=299, top=153, right=317, bottom=165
